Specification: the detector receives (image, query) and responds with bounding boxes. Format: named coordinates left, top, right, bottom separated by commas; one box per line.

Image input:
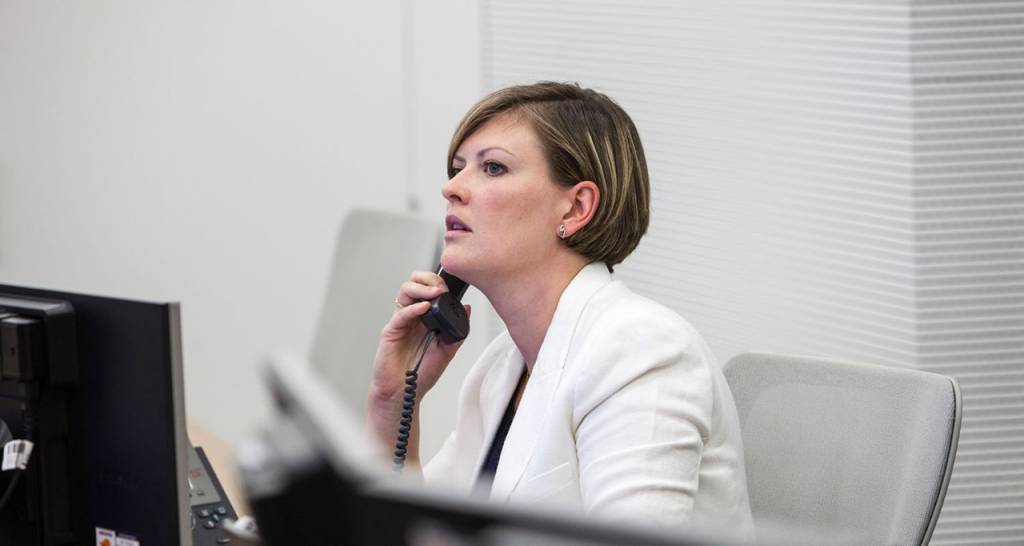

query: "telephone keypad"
left=190, top=446, right=239, bottom=546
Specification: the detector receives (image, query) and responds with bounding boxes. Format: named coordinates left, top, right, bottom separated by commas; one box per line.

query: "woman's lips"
left=445, top=214, right=472, bottom=232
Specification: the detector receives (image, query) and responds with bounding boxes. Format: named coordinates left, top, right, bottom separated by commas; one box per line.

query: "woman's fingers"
left=376, top=276, right=466, bottom=398
left=395, top=281, right=446, bottom=307
left=382, top=300, right=431, bottom=339
left=394, top=272, right=447, bottom=307
left=408, top=270, right=446, bottom=287
left=394, top=300, right=431, bottom=324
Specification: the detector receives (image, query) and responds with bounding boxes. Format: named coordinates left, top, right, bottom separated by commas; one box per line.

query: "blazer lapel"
left=489, top=263, right=612, bottom=501
left=473, top=343, right=525, bottom=473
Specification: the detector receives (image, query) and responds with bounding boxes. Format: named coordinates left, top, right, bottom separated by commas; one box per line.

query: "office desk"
left=187, top=418, right=251, bottom=517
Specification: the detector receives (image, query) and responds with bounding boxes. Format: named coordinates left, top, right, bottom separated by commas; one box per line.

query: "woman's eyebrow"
left=478, top=146, right=516, bottom=159
left=452, top=147, right=517, bottom=164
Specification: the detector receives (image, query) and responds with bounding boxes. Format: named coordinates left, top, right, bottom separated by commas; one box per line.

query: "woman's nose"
left=442, top=171, right=468, bottom=204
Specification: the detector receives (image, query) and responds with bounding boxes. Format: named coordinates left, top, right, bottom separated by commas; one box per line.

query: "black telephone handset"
left=393, top=267, right=470, bottom=471
left=418, top=268, right=470, bottom=343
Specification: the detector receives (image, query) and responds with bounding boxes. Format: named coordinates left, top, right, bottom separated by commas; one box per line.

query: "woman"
left=367, top=82, right=752, bottom=531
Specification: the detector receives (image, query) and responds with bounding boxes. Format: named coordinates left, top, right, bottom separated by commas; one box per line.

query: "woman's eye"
left=449, top=166, right=463, bottom=178
left=483, top=161, right=507, bottom=176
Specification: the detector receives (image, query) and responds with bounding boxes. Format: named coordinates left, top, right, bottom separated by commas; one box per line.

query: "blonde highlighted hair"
left=447, top=82, right=650, bottom=271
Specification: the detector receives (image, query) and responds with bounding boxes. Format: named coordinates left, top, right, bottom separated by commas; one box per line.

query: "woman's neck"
left=481, top=254, right=589, bottom=372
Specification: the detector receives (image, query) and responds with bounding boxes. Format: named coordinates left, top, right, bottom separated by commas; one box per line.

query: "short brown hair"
left=448, top=82, right=650, bottom=271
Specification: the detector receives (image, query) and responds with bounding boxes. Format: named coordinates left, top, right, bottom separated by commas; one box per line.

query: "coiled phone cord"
left=393, top=330, right=436, bottom=472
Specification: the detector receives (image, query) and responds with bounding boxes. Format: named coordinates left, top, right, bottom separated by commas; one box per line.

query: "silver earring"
left=558, top=224, right=567, bottom=239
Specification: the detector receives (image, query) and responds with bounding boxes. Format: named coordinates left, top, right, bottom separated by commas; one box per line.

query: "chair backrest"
left=309, top=209, right=441, bottom=417
left=723, top=352, right=961, bottom=545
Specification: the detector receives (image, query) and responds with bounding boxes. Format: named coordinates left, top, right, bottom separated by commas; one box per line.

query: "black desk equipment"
left=0, top=284, right=192, bottom=545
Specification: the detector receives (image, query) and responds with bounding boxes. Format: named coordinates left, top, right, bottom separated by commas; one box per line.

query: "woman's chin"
left=439, top=252, right=468, bottom=278
left=441, top=247, right=503, bottom=287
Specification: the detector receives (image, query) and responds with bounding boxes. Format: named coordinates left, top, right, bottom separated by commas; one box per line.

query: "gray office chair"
left=723, top=352, right=961, bottom=545
left=309, top=208, right=441, bottom=417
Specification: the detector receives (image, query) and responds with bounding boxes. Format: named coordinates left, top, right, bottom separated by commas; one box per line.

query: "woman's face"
left=440, top=113, right=569, bottom=285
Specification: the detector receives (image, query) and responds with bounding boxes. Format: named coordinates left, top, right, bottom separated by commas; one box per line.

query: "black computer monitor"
left=0, top=284, right=190, bottom=546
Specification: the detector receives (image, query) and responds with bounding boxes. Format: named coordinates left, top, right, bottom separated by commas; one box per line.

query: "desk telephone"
left=393, top=267, right=469, bottom=470
left=188, top=444, right=239, bottom=545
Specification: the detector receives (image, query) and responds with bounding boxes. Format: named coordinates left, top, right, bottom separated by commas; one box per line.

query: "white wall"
left=0, top=0, right=429, bottom=444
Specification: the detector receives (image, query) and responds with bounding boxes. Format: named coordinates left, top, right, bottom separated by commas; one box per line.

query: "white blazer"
left=424, top=262, right=753, bottom=533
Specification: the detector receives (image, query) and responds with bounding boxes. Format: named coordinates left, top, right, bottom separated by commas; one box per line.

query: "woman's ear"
left=561, top=181, right=600, bottom=238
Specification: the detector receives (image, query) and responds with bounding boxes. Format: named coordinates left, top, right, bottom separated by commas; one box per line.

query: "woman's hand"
left=371, top=271, right=469, bottom=400
left=365, top=271, right=470, bottom=464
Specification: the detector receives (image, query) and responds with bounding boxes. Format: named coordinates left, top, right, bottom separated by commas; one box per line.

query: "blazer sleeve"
left=571, top=310, right=713, bottom=528
left=423, top=430, right=457, bottom=483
